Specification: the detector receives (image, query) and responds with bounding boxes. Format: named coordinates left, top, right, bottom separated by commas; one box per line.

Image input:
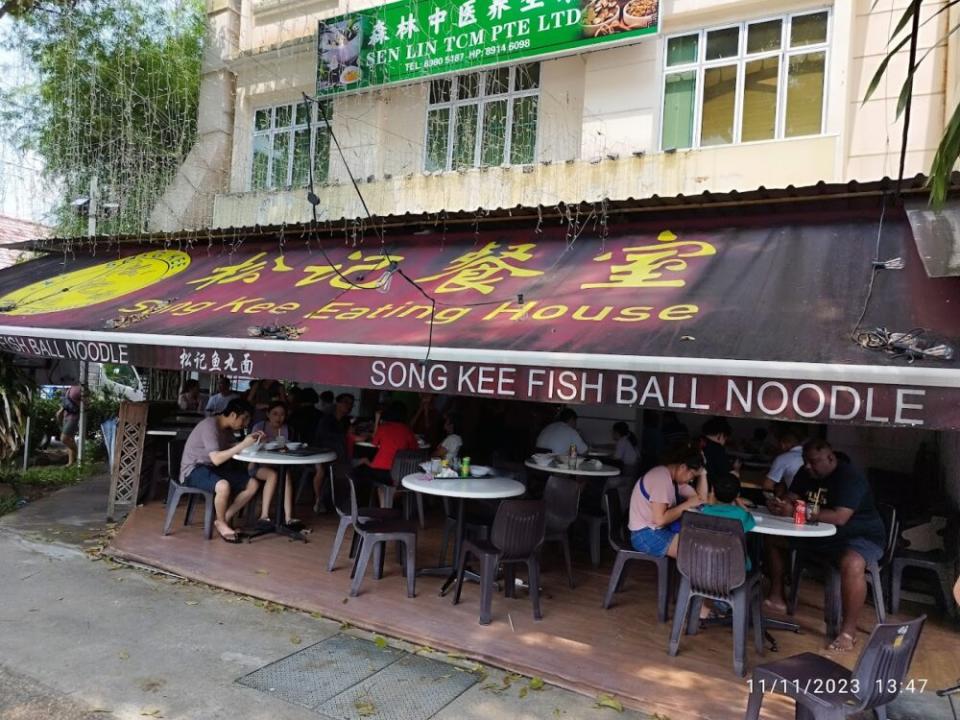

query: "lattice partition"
left=107, top=401, right=149, bottom=521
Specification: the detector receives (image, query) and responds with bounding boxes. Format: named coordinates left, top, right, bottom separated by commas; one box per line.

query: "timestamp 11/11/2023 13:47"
left=747, top=678, right=929, bottom=695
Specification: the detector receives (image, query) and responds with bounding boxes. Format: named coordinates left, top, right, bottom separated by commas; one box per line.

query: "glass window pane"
left=791, top=12, right=828, bottom=47
left=666, top=34, right=698, bottom=66
left=430, top=79, right=452, bottom=104
left=295, top=102, right=310, bottom=126
left=255, top=109, right=270, bottom=131
left=700, top=64, right=737, bottom=146
left=271, top=132, right=290, bottom=187
left=275, top=105, right=292, bottom=128
left=486, top=67, right=510, bottom=95
left=291, top=128, right=311, bottom=187
left=741, top=57, right=779, bottom=142
left=316, top=101, right=332, bottom=126
left=785, top=51, right=825, bottom=137
left=661, top=71, right=696, bottom=149
left=314, top=129, right=331, bottom=182
left=458, top=73, right=480, bottom=100
left=481, top=100, right=507, bottom=166
left=706, top=27, right=739, bottom=61
left=425, top=108, right=450, bottom=171
left=452, top=104, right=479, bottom=168
left=514, top=63, right=540, bottom=91
left=510, top=96, right=538, bottom=165
left=252, top=134, right=270, bottom=189
left=747, top=19, right=781, bottom=53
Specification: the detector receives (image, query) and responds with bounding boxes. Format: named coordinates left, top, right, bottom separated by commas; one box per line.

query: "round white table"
left=748, top=506, right=836, bottom=538
left=235, top=447, right=337, bottom=542
left=524, top=457, right=621, bottom=478
left=402, top=472, right=525, bottom=595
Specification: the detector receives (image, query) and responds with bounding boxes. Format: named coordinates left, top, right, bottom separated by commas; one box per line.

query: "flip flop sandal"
left=828, top=632, right=857, bottom=652
left=219, top=531, right=241, bottom=543
left=284, top=519, right=305, bottom=532
left=254, top=518, right=275, bottom=531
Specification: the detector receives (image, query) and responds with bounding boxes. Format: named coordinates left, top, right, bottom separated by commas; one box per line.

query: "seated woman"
left=432, top=413, right=463, bottom=461
left=354, top=401, right=419, bottom=505
left=249, top=401, right=302, bottom=531
left=178, top=379, right=201, bottom=413
left=628, top=441, right=709, bottom=559
left=612, top=421, right=639, bottom=473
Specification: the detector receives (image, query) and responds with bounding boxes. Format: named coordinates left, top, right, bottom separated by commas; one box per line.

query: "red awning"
left=2, top=206, right=959, bottom=428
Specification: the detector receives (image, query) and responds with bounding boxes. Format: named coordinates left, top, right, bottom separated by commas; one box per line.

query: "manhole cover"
left=238, top=634, right=478, bottom=719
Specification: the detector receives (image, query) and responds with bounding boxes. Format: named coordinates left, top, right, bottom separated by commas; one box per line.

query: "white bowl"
left=531, top=453, right=554, bottom=467
left=470, top=465, right=491, bottom=478
left=286, top=442, right=304, bottom=450
left=263, top=441, right=282, bottom=451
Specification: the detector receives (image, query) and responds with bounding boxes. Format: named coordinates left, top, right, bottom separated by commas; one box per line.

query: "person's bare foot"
left=214, top=520, right=239, bottom=542
left=763, top=597, right=788, bottom=615
left=828, top=631, right=857, bottom=652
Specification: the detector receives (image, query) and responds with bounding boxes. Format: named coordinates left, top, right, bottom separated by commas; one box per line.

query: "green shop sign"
left=316, top=0, right=659, bottom=96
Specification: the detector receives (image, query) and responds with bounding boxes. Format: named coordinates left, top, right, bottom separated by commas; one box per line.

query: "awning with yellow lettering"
left=1, top=204, right=959, bottom=428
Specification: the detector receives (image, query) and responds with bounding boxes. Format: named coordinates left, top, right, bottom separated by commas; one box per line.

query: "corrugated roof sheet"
left=0, top=215, right=49, bottom=267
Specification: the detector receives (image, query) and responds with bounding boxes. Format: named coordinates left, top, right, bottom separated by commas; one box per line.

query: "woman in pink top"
left=628, top=441, right=709, bottom=559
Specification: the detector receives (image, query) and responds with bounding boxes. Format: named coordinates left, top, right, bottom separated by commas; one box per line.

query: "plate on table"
left=470, top=465, right=492, bottom=478
left=263, top=441, right=283, bottom=451
left=530, top=453, right=555, bottom=467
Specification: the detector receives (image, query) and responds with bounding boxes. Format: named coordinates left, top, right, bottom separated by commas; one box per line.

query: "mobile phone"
left=762, top=491, right=776, bottom=503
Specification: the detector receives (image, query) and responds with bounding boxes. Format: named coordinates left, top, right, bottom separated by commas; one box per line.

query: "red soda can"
left=793, top=500, right=806, bottom=525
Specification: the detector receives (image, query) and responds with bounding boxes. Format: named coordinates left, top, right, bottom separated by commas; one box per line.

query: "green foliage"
left=0, top=353, right=34, bottom=462
left=0, top=0, right=75, bottom=21
left=865, top=0, right=960, bottom=206
left=19, top=462, right=92, bottom=486
left=0, top=0, right=206, bottom=234
left=27, top=394, right=60, bottom=450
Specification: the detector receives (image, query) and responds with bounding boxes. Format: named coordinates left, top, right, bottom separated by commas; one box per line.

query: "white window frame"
left=659, top=9, right=831, bottom=151
left=424, top=63, right=540, bottom=172
left=250, top=101, right=332, bottom=191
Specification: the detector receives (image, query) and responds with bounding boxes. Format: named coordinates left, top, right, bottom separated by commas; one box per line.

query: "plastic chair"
left=600, top=488, right=673, bottom=623
left=669, top=512, right=763, bottom=677
left=345, top=474, right=417, bottom=598
left=543, top=475, right=581, bottom=589
left=452, top=499, right=546, bottom=625
left=744, top=616, right=926, bottom=720
left=162, top=440, right=214, bottom=540
left=789, top=503, right=898, bottom=637
left=381, top=449, right=428, bottom=527
left=438, top=497, right=493, bottom=566
left=327, top=472, right=400, bottom=572
left=891, top=515, right=958, bottom=618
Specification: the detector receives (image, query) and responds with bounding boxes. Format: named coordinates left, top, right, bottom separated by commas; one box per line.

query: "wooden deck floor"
left=109, top=500, right=957, bottom=720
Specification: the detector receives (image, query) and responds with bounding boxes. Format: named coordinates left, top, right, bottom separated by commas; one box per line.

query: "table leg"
left=437, top=497, right=481, bottom=596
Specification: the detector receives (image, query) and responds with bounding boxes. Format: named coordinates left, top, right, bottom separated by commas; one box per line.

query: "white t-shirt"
left=614, top=435, right=639, bottom=468
left=205, top=391, right=238, bottom=416
left=767, top=445, right=804, bottom=488
left=440, top=433, right=463, bottom=459
left=535, top=422, right=588, bottom=455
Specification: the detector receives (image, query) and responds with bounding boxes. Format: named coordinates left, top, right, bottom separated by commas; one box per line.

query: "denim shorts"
left=185, top=464, right=251, bottom=494
left=630, top=527, right=677, bottom=557
left=805, top=536, right=884, bottom=564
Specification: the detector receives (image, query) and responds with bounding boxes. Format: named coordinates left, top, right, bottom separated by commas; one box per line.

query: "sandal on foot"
left=828, top=632, right=857, bottom=652
left=254, top=518, right=275, bottom=531
left=284, top=519, right=305, bottom=532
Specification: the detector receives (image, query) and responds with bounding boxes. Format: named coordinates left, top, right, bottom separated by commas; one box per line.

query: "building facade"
left=148, top=0, right=960, bottom=231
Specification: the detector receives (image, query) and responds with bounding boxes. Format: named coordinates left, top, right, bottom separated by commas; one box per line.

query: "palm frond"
left=928, top=101, right=960, bottom=206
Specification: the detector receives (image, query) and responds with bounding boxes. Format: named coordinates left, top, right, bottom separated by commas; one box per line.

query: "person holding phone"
left=627, top=441, right=709, bottom=559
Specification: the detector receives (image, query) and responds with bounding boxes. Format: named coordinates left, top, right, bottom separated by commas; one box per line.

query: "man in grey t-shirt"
left=179, top=398, right=270, bottom=542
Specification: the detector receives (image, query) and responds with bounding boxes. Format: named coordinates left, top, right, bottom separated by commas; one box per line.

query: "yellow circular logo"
left=0, top=250, right=191, bottom=316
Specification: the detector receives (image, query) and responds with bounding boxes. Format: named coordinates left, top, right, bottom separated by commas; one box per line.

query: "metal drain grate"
left=237, top=634, right=478, bottom=719
left=316, top=653, right=477, bottom=720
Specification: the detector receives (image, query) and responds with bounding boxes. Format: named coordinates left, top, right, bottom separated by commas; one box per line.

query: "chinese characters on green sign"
left=316, top=0, right=659, bottom=95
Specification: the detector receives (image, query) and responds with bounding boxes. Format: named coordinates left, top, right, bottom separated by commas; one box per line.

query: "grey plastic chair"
left=382, top=449, right=428, bottom=527
left=327, top=472, right=400, bottom=572
left=789, top=503, right=898, bottom=637
left=452, top=499, right=546, bottom=625
left=744, top=615, right=926, bottom=720
left=891, top=515, right=958, bottom=618
left=669, top=512, right=763, bottom=677
left=345, top=474, right=417, bottom=598
left=600, top=488, right=673, bottom=623
left=543, top=475, right=581, bottom=589
left=162, top=440, right=214, bottom=540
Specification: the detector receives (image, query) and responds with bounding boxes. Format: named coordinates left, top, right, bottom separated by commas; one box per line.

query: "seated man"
left=179, top=398, right=273, bottom=542
left=535, top=408, right=588, bottom=455
left=764, top=438, right=886, bottom=652
left=762, top=428, right=804, bottom=499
